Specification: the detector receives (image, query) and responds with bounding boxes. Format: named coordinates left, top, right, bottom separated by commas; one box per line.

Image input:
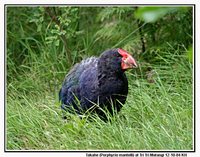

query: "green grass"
left=6, top=51, right=193, bottom=150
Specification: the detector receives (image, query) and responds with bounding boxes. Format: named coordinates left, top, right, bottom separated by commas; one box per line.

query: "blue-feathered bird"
left=59, top=48, right=137, bottom=119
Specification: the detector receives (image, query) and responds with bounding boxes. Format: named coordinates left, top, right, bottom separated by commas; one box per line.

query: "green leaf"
left=37, top=24, right=42, bottom=32
left=55, top=39, right=60, bottom=47
left=135, top=7, right=185, bottom=23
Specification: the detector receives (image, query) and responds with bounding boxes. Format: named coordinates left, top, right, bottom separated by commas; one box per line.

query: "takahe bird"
left=59, top=48, right=137, bottom=119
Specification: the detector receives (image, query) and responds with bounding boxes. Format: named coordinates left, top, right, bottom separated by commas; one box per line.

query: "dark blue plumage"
left=59, top=48, right=137, bottom=119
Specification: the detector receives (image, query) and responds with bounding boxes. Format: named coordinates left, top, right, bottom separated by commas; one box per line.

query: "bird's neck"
left=97, top=67, right=126, bottom=86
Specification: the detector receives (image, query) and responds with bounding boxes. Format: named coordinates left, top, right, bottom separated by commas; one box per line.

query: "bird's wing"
left=59, top=57, right=98, bottom=112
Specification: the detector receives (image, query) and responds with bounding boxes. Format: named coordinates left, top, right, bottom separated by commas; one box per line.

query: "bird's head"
left=98, top=48, right=137, bottom=73
left=118, top=48, right=137, bottom=70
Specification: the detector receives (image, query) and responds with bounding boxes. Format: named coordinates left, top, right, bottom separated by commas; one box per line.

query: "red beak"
left=118, top=48, right=138, bottom=70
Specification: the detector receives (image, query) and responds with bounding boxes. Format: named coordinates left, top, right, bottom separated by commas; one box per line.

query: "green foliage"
left=134, top=6, right=193, bottom=62
left=97, top=7, right=134, bottom=21
left=135, top=6, right=188, bottom=23
left=6, top=6, right=193, bottom=150
left=187, top=46, right=193, bottom=63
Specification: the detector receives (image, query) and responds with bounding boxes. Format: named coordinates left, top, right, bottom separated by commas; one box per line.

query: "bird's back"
left=59, top=57, right=98, bottom=114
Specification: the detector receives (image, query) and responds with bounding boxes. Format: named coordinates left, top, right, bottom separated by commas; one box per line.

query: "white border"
left=1, top=0, right=199, bottom=157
